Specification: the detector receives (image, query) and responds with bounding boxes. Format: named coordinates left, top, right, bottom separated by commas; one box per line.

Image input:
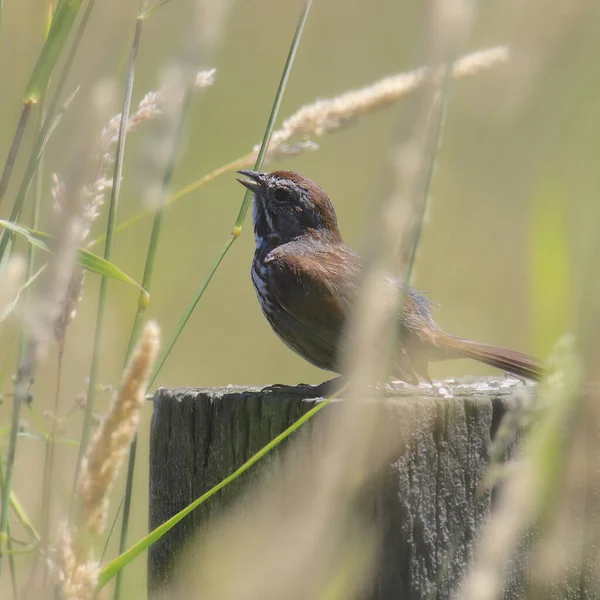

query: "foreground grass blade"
left=0, top=449, right=18, bottom=596
left=73, top=11, right=144, bottom=496
left=97, top=392, right=335, bottom=590
left=0, top=0, right=97, bottom=262
left=111, top=4, right=312, bottom=596
left=0, top=221, right=147, bottom=292
left=0, top=105, right=33, bottom=204
left=113, top=78, right=198, bottom=600
left=0, top=1, right=88, bottom=579
left=0, top=221, right=48, bottom=253
left=24, top=0, right=84, bottom=104
left=8, top=490, right=40, bottom=542
left=0, top=0, right=83, bottom=205
left=113, top=14, right=196, bottom=600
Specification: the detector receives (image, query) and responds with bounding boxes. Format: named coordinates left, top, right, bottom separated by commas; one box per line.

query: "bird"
left=237, top=169, right=543, bottom=384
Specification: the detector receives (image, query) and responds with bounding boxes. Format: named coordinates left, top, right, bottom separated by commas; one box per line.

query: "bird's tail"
left=436, top=335, right=544, bottom=381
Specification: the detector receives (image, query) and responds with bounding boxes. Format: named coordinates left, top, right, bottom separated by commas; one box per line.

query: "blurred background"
left=0, top=0, right=598, bottom=597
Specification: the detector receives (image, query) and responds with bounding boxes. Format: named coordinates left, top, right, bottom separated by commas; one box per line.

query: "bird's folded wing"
left=264, top=247, right=361, bottom=353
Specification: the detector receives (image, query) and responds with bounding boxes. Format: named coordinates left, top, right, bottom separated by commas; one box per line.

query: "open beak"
left=236, top=170, right=265, bottom=194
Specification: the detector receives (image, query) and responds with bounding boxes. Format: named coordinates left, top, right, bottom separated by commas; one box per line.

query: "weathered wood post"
left=147, top=378, right=594, bottom=599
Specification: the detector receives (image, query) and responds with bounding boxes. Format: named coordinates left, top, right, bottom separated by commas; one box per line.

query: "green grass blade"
left=0, top=104, right=33, bottom=203
left=37, top=86, right=80, bottom=159
left=77, top=249, right=147, bottom=294
left=0, top=0, right=83, bottom=204
left=54, top=0, right=71, bottom=15
left=0, top=220, right=147, bottom=292
left=0, top=352, right=29, bottom=576
left=148, top=0, right=312, bottom=387
left=0, top=448, right=19, bottom=598
left=24, top=0, right=84, bottom=103
left=233, top=1, right=312, bottom=229
left=0, top=0, right=97, bottom=264
left=73, top=10, right=144, bottom=502
left=88, top=154, right=251, bottom=248
left=9, top=490, right=40, bottom=542
left=97, top=393, right=335, bottom=591
left=0, top=221, right=49, bottom=252
left=113, top=75, right=194, bottom=600
left=405, top=61, right=453, bottom=285
left=0, top=85, right=78, bottom=210
left=112, top=6, right=312, bottom=595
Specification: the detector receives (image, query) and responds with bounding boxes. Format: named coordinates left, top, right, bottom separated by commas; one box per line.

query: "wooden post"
left=147, top=378, right=593, bottom=599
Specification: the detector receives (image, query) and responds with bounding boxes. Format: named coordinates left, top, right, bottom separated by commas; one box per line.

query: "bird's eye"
left=273, top=187, right=291, bottom=203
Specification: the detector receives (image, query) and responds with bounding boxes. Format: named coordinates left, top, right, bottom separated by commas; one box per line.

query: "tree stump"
left=147, top=378, right=594, bottom=599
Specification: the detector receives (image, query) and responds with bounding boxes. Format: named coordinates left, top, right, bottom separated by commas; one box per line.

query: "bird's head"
left=237, top=170, right=342, bottom=245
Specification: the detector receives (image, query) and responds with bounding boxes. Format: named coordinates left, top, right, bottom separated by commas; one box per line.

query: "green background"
left=1, top=0, right=598, bottom=596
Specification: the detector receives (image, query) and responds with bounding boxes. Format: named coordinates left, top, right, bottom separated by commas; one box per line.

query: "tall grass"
left=0, top=0, right=596, bottom=599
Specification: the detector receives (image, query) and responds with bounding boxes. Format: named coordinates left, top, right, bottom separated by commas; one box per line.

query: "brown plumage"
left=238, top=169, right=543, bottom=383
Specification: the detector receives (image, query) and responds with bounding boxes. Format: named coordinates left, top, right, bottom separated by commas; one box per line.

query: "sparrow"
left=237, top=169, right=542, bottom=384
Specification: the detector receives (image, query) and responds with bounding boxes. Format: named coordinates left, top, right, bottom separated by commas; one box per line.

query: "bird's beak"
left=236, top=170, right=265, bottom=194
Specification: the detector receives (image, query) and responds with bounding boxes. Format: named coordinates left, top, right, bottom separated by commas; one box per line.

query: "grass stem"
left=0, top=102, right=33, bottom=206
left=73, top=12, right=143, bottom=490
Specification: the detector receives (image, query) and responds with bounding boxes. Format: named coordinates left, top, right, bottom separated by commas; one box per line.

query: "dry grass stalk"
left=52, top=69, right=216, bottom=340
left=173, top=4, right=476, bottom=599
left=258, top=45, right=507, bottom=161
left=54, top=321, right=160, bottom=598
left=54, top=524, right=101, bottom=600
left=318, top=0, right=474, bottom=594
left=460, top=338, right=580, bottom=600
left=32, top=178, right=87, bottom=352
left=335, top=0, right=476, bottom=473
left=193, top=0, right=233, bottom=52
left=52, top=68, right=216, bottom=241
left=460, top=458, right=538, bottom=600
left=77, top=321, right=160, bottom=535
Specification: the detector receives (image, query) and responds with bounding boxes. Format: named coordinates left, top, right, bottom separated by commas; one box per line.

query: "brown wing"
left=264, top=244, right=362, bottom=370
left=264, top=243, right=438, bottom=381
